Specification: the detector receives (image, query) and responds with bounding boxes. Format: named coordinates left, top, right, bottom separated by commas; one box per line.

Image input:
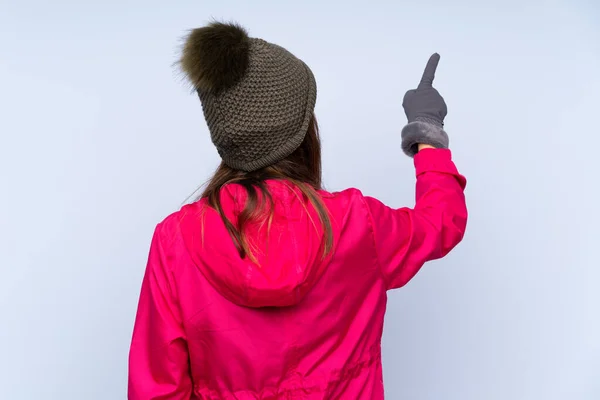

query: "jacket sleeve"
left=364, top=148, right=467, bottom=290
left=128, top=224, right=193, bottom=399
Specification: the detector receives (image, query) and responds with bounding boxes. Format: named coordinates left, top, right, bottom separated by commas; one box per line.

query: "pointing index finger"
left=418, top=53, right=440, bottom=89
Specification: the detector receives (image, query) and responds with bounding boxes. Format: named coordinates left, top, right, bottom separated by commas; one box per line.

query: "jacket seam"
left=357, top=193, right=390, bottom=289
left=193, top=347, right=381, bottom=397
left=154, top=221, right=188, bottom=331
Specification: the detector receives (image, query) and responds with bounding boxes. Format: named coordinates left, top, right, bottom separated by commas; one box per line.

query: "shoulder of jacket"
left=320, top=187, right=371, bottom=218
left=320, top=187, right=365, bottom=201
left=154, top=200, right=208, bottom=243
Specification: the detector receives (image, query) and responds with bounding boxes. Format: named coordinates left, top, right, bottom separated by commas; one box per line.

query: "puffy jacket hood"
left=181, top=180, right=333, bottom=308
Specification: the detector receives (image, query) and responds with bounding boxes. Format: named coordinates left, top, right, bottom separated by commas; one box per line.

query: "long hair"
left=199, top=115, right=333, bottom=263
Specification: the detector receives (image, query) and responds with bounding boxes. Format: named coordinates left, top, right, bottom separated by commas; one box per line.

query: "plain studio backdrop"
left=1, top=0, right=599, bottom=399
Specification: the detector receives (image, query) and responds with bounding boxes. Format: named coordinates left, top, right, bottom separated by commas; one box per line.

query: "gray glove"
left=401, top=53, right=449, bottom=157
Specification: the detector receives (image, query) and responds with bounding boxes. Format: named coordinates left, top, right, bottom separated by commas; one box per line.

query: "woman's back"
left=129, top=149, right=466, bottom=399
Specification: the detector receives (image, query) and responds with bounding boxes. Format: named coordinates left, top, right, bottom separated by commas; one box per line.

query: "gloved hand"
left=401, top=53, right=449, bottom=157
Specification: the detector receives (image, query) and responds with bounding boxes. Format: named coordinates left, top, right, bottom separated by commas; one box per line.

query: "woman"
left=129, top=22, right=467, bottom=399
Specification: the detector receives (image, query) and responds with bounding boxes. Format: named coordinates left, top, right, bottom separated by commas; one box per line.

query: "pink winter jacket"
left=128, top=148, right=467, bottom=399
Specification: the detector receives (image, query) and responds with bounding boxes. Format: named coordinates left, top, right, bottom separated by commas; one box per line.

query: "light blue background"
left=1, top=0, right=599, bottom=399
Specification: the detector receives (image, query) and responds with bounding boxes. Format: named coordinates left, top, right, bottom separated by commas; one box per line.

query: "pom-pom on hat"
left=179, top=22, right=317, bottom=172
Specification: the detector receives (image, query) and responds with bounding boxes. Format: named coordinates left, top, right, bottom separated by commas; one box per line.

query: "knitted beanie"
left=179, top=22, right=317, bottom=172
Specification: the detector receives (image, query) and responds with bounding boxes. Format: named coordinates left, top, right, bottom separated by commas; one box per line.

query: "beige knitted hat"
left=179, top=22, right=317, bottom=172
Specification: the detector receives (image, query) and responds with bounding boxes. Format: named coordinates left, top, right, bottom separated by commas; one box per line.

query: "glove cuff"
left=401, top=120, right=449, bottom=157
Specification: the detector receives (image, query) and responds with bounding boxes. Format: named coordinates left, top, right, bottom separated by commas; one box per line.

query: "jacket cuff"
left=401, top=120, right=449, bottom=157
left=414, top=148, right=467, bottom=189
